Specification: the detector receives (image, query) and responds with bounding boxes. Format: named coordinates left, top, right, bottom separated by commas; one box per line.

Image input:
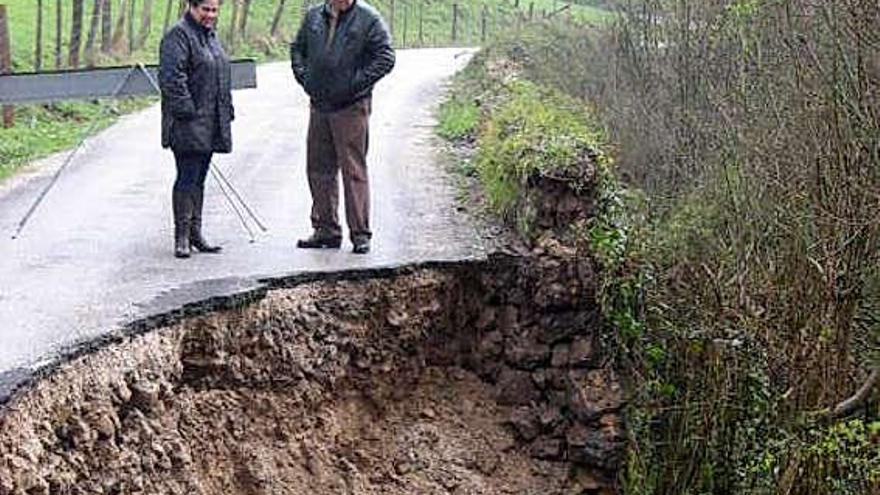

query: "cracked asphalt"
left=0, top=48, right=482, bottom=376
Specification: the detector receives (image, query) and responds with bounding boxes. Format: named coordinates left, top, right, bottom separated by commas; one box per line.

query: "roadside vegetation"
left=438, top=3, right=880, bottom=493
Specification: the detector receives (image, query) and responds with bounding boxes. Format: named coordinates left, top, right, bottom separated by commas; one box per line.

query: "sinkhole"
left=0, top=255, right=624, bottom=495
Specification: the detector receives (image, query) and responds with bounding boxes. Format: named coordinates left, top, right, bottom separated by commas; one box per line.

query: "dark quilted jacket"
left=159, top=13, right=234, bottom=153
left=290, top=0, right=395, bottom=112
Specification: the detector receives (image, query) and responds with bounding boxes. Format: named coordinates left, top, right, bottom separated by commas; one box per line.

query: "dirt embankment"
left=0, top=249, right=623, bottom=495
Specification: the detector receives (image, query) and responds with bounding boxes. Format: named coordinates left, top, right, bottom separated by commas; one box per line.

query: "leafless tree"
left=137, top=0, right=154, bottom=48
left=84, top=0, right=103, bottom=66
left=69, top=0, right=85, bottom=67
left=101, top=0, right=112, bottom=53
left=270, top=0, right=287, bottom=38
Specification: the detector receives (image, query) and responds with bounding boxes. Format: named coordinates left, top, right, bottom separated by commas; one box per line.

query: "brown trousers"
left=307, top=97, right=372, bottom=242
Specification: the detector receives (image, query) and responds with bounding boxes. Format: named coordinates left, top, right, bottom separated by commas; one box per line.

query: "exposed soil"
left=174, top=366, right=571, bottom=495
left=0, top=257, right=623, bottom=495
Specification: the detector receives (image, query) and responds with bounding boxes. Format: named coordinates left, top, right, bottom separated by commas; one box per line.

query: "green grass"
left=370, top=0, right=610, bottom=47
left=436, top=95, right=479, bottom=141
left=0, top=98, right=154, bottom=180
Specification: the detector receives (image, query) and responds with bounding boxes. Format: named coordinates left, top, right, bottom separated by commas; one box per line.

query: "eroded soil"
left=1, top=258, right=621, bottom=495
left=175, top=366, right=570, bottom=494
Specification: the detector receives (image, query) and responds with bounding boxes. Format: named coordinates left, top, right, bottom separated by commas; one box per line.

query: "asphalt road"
left=0, top=48, right=482, bottom=374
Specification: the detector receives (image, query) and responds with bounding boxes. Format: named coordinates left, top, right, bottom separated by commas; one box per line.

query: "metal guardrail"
left=0, top=59, right=257, bottom=105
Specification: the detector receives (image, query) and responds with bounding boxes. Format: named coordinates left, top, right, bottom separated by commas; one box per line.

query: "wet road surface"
left=0, top=48, right=482, bottom=375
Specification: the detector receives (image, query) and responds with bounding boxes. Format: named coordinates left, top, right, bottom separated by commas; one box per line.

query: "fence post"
left=35, top=0, right=44, bottom=71
left=402, top=4, right=407, bottom=48
left=0, top=4, right=14, bottom=128
left=418, top=2, right=423, bottom=47
left=55, top=0, right=62, bottom=68
left=452, top=3, right=458, bottom=44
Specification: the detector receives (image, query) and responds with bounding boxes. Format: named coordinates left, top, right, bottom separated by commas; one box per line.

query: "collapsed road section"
left=0, top=252, right=624, bottom=494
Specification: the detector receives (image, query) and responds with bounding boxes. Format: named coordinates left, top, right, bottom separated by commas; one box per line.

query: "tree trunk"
left=227, top=0, right=239, bottom=53
left=137, top=0, right=153, bottom=49
left=111, top=0, right=127, bottom=52
left=270, top=0, right=286, bottom=38
left=163, top=0, right=174, bottom=34
left=239, top=0, right=251, bottom=41
left=127, top=0, right=135, bottom=53
left=101, top=0, right=112, bottom=53
left=35, top=0, right=44, bottom=71
left=54, top=0, right=62, bottom=68
left=69, top=0, right=84, bottom=68
left=84, top=0, right=103, bottom=66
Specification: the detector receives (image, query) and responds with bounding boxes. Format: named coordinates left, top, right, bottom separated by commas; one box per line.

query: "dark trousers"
left=173, top=151, right=212, bottom=193
left=307, top=97, right=372, bottom=242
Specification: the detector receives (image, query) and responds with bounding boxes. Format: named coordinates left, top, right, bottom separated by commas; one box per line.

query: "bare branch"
left=828, top=368, right=880, bottom=420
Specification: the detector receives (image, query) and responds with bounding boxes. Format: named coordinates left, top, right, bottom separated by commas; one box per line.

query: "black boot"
left=172, top=189, right=192, bottom=259
left=190, top=189, right=222, bottom=253
left=296, top=232, right=342, bottom=249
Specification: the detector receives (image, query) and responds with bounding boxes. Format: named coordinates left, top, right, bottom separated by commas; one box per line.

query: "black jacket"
left=159, top=13, right=234, bottom=153
left=290, top=1, right=395, bottom=112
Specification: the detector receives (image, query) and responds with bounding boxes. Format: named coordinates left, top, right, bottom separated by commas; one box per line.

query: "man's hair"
left=188, top=0, right=208, bottom=6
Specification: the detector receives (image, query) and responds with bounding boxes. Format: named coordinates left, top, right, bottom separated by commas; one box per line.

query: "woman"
left=159, top=0, right=233, bottom=258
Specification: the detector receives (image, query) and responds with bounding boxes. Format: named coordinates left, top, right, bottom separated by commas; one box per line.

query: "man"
left=290, top=0, right=395, bottom=254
